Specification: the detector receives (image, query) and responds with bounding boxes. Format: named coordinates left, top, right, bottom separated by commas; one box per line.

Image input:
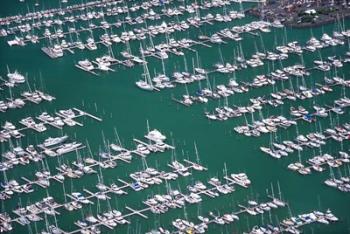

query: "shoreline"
left=247, top=6, right=350, bottom=29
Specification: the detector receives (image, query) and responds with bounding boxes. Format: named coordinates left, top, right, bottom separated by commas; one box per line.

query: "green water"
left=1, top=0, right=350, bottom=233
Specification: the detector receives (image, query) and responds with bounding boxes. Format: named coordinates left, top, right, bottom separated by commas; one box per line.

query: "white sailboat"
left=136, top=46, right=155, bottom=91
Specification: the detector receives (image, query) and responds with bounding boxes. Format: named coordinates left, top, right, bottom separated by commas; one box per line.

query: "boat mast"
left=270, top=182, right=275, bottom=198
left=194, top=141, right=200, bottom=164
left=62, top=183, right=67, bottom=203
left=223, top=162, right=228, bottom=178
left=113, top=127, right=122, bottom=146
left=277, top=180, right=282, bottom=200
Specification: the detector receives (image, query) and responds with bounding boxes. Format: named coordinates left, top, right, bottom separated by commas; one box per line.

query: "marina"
left=147, top=201, right=338, bottom=234
left=65, top=169, right=251, bottom=234
left=0, top=69, right=55, bottom=112
left=0, top=128, right=175, bottom=200
left=0, top=0, right=350, bottom=233
left=0, top=89, right=55, bottom=112
left=0, top=135, right=83, bottom=172
left=245, top=209, right=339, bottom=234
left=2, top=158, right=205, bottom=231
left=0, top=107, right=101, bottom=142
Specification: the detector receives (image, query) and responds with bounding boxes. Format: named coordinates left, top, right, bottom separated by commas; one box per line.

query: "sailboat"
left=153, top=58, right=174, bottom=89
left=192, top=142, right=204, bottom=171
left=136, top=46, right=155, bottom=91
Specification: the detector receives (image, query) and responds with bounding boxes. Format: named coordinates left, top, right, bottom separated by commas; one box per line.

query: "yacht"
left=7, top=70, right=25, bottom=83
left=59, top=109, right=75, bottom=118
left=78, top=59, right=94, bottom=71
left=136, top=79, right=154, bottom=91
left=3, top=121, right=16, bottom=130
left=42, top=135, right=68, bottom=147
left=51, top=44, right=64, bottom=57
left=146, top=129, right=166, bottom=142
left=86, top=38, right=97, bottom=50
left=230, top=173, right=251, bottom=187
left=56, top=142, right=82, bottom=155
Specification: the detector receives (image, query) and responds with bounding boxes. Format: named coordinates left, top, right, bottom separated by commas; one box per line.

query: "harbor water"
left=0, top=0, right=350, bottom=233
